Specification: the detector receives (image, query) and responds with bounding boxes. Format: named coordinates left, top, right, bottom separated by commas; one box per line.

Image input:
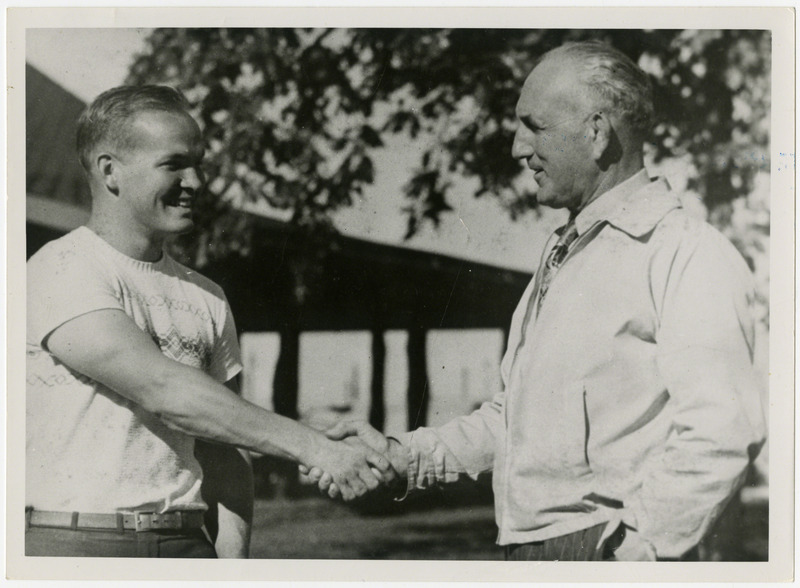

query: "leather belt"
left=26, top=508, right=205, bottom=532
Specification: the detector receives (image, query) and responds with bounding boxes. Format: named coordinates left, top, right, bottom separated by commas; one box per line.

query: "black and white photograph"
left=6, top=5, right=795, bottom=583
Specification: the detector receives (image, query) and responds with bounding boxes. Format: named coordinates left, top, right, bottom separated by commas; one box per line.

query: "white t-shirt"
left=26, top=226, right=242, bottom=514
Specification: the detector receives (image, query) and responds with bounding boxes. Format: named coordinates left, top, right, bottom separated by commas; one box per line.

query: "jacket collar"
left=574, top=170, right=682, bottom=238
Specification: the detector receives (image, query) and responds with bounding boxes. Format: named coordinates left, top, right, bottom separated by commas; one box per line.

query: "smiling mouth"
left=163, top=189, right=194, bottom=209
left=164, top=199, right=193, bottom=211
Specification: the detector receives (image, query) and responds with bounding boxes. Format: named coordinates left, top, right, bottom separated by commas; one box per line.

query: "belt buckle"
left=135, top=511, right=183, bottom=532
left=134, top=512, right=153, bottom=532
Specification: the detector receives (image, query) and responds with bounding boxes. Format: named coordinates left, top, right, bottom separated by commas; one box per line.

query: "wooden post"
left=407, top=324, right=429, bottom=430
left=272, top=325, right=299, bottom=421
left=369, top=328, right=386, bottom=432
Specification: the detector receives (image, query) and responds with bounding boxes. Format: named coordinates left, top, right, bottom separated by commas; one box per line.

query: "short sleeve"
left=27, top=241, right=123, bottom=349
left=206, top=295, right=243, bottom=384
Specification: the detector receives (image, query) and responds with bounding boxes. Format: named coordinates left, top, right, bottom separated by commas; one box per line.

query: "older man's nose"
left=511, top=127, right=535, bottom=160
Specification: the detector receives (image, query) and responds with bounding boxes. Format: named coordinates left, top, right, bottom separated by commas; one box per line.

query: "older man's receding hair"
left=541, top=41, right=655, bottom=140
left=76, top=85, right=192, bottom=173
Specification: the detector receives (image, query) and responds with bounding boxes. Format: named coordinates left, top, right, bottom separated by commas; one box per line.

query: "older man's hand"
left=303, top=434, right=397, bottom=502
left=300, top=420, right=408, bottom=499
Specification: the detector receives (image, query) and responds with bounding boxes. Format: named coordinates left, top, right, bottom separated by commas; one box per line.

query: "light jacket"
left=400, top=171, right=766, bottom=559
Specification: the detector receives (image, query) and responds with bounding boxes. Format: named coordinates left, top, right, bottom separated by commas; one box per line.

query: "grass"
left=249, top=494, right=768, bottom=561
left=248, top=460, right=768, bottom=561
left=249, top=497, right=502, bottom=560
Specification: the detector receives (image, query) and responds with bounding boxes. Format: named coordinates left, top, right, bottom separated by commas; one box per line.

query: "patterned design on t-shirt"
left=150, top=326, right=212, bottom=371
left=26, top=347, right=95, bottom=388
left=26, top=369, right=95, bottom=388
left=26, top=227, right=242, bottom=513
left=118, top=291, right=214, bottom=324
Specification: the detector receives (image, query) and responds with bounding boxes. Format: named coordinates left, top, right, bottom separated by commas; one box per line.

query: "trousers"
left=25, top=526, right=217, bottom=558
left=505, top=522, right=624, bottom=561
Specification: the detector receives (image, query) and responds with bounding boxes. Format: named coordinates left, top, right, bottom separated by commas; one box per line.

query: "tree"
left=127, top=28, right=771, bottom=456
left=127, top=28, right=770, bottom=268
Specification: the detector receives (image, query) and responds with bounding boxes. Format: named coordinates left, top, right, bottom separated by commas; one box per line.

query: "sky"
left=25, top=27, right=561, bottom=273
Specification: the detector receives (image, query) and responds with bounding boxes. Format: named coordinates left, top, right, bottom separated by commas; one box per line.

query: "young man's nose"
left=181, top=167, right=205, bottom=192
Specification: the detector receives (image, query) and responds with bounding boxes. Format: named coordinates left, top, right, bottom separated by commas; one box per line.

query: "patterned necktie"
left=536, top=216, right=579, bottom=316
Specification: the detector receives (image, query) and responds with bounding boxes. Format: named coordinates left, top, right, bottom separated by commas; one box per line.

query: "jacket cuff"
left=387, top=436, right=415, bottom=502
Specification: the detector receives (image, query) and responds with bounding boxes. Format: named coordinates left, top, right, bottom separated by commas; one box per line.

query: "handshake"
left=299, top=420, right=408, bottom=501
left=300, top=420, right=462, bottom=501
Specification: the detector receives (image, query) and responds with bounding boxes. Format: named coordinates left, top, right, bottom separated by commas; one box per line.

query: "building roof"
left=26, top=63, right=91, bottom=219
left=204, top=215, right=530, bottom=332
left=25, top=66, right=532, bottom=331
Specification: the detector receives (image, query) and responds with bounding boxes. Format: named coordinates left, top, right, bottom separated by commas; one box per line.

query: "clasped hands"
left=300, top=421, right=406, bottom=500
left=301, top=420, right=460, bottom=501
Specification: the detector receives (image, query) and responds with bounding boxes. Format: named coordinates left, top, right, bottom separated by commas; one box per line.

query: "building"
left=25, top=62, right=530, bottom=442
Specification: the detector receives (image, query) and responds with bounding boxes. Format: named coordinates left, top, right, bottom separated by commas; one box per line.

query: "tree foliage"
left=126, top=28, right=770, bottom=266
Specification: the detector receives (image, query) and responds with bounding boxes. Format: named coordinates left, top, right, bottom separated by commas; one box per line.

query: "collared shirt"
left=399, top=170, right=766, bottom=558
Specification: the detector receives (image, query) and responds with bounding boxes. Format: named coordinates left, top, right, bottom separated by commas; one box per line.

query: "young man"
left=311, top=41, right=766, bottom=561
left=26, top=86, right=395, bottom=558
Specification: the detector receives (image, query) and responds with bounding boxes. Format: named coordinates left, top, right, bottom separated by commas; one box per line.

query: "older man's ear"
left=589, top=111, right=625, bottom=170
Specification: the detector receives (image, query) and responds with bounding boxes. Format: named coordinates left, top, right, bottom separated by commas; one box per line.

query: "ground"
left=250, top=497, right=502, bottom=560
left=248, top=493, right=768, bottom=561
left=249, top=459, right=767, bottom=561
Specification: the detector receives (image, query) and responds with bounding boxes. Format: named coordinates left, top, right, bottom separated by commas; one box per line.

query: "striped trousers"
left=505, top=522, right=623, bottom=561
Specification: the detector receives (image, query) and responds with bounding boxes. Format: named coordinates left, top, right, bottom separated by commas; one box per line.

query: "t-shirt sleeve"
left=207, top=295, right=243, bottom=384
left=27, top=243, right=123, bottom=349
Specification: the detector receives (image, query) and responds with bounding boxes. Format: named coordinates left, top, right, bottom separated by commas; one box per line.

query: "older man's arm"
left=621, top=228, right=767, bottom=560
left=395, top=392, right=504, bottom=492
left=309, top=277, right=539, bottom=498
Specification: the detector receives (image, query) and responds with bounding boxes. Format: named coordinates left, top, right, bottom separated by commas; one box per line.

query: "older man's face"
left=512, top=55, right=599, bottom=212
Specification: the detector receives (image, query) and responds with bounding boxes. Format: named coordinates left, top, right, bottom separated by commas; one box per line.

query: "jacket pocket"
left=524, top=382, right=591, bottom=476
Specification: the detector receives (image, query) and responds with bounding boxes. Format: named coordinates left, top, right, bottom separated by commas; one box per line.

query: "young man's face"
left=113, top=110, right=206, bottom=239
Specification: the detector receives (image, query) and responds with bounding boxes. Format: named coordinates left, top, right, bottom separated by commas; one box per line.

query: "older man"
left=25, top=85, right=395, bottom=559
left=313, top=41, right=766, bottom=561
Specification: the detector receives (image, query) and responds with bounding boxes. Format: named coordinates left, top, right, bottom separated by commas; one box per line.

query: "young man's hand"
left=307, top=432, right=397, bottom=501
left=300, top=420, right=408, bottom=499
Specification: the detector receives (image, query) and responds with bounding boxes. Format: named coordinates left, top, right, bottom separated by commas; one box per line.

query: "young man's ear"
left=96, top=153, right=120, bottom=194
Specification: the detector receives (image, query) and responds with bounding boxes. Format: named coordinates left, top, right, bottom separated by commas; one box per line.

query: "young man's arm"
left=45, top=309, right=394, bottom=501
left=195, top=379, right=254, bottom=559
